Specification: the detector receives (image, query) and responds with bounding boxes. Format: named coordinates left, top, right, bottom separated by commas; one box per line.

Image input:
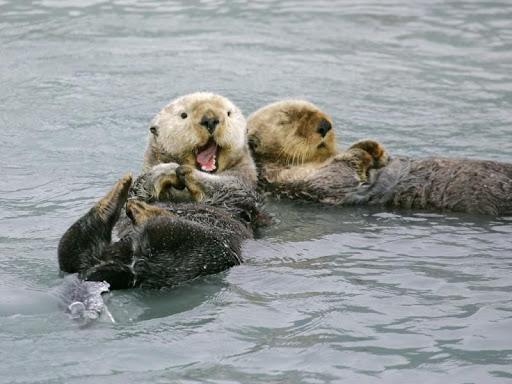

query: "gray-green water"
left=1, top=1, right=512, bottom=383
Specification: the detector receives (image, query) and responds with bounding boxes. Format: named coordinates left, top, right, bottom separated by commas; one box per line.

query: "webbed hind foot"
left=95, top=173, right=133, bottom=225
left=58, top=173, right=133, bottom=274
left=126, top=199, right=173, bottom=226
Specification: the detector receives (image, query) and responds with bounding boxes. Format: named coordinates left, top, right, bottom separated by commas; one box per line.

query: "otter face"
left=146, top=92, right=247, bottom=173
left=247, top=100, right=336, bottom=166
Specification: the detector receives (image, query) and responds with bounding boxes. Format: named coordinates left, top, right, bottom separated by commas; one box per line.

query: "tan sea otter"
left=143, top=92, right=257, bottom=187
left=247, top=100, right=512, bottom=216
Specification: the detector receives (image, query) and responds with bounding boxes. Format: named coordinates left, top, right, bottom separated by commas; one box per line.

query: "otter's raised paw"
left=348, top=139, right=390, bottom=169
left=96, top=173, right=132, bottom=224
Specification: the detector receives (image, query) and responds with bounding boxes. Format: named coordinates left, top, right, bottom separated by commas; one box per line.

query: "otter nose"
left=200, top=115, right=220, bottom=134
left=317, top=119, right=332, bottom=137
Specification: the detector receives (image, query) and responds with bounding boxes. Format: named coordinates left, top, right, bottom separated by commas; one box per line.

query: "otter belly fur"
left=58, top=170, right=263, bottom=290
left=370, top=157, right=512, bottom=215
left=259, top=154, right=512, bottom=216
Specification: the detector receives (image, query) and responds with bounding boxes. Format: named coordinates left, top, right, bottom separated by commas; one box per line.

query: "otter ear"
left=248, top=135, right=260, bottom=152
left=149, top=125, right=159, bottom=137
left=148, top=115, right=160, bottom=137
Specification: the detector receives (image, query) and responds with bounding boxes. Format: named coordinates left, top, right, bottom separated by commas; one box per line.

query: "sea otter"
left=247, top=100, right=512, bottom=216
left=143, top=92, right=257, bottom=187
left=58, top=166, right=264, bottom=290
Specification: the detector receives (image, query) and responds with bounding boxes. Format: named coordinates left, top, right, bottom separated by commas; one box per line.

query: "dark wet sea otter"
left=247, top=100, right=512, bottom=216
left=58, top=165, right=265, bottom=290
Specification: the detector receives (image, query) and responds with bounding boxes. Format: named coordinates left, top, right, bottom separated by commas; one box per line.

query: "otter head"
left=247, top=100, right=336, bottom=166
left=144, top=92, right=247, bottom=173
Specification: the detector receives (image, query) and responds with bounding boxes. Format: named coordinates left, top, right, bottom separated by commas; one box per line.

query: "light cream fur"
left=143, top=92, right=256, bottom=185
left=247, top=100, right=337, bottom=166
left=247, top=100, right=389, bottom=184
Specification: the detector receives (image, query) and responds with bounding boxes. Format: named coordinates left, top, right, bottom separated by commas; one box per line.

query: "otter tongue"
left=196, top=141, right=217, bottom=172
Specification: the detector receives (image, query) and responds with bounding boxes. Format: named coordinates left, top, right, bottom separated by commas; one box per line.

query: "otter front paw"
left=146, top=163, right=183, bottom=199
left=334, top=149, right=373, bottom=182
left=176, top=165, right=206, bottom=201
left=135, top=162, right=192, bottom=202
left=348, top=139, right=390, bottom=169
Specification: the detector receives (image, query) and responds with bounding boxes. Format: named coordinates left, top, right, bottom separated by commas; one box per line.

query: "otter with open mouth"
left=143, top=92, right=257, bottom=187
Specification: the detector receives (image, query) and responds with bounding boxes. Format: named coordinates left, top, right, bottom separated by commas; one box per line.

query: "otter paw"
left=150, top=163, right=187, bottom=200
left=96, top=173, right=133, bottom=223
left=126, top=200, right=172, bottom=226
left=335, top=149, right=373, bottom=182
left=176, top=165, right=206, bottom=201
left=348, top=139, right=390, bottom=169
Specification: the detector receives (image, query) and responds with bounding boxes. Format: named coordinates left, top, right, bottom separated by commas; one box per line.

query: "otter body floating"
left=59, top=92, right=267, bottom=294
left=58, top=167, right=265, bottom=290
left=248, top=100, right=512, bottom=216
left=259, top=154, right=512, bottom=216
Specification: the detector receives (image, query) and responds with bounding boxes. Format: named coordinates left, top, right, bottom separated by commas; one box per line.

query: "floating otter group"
left=58, top=93, right=512, bottom=293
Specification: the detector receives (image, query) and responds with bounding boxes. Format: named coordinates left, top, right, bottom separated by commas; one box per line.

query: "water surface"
left=1, top=1, right=511, bottom=383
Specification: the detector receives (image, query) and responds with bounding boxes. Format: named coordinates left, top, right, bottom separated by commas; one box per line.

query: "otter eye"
left=180, top=112, right=188, bottom=119
left=227, top=111, right=231, bottom=117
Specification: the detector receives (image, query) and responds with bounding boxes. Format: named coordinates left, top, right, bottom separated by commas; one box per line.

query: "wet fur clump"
left=121, top=163, right=267, bottom=235
left=248, top=100, right=512, bottom=216
left=58, top=170, right=263, bottom=290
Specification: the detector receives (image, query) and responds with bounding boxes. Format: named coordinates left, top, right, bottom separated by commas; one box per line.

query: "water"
left=1, top=1, right=511, bottom=382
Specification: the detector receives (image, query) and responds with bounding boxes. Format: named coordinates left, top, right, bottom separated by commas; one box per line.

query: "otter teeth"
left=200, top=154, right=216, bottom=172
left=196, top=140, right=218, bottom=172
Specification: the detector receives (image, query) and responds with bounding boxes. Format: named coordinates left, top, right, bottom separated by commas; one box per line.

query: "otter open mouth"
left=195, top=139, right=219, bottom=172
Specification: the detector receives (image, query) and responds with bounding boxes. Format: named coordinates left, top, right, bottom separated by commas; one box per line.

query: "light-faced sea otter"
left=143, top=92, right=257, bottom=187
left=247, top=100, right=512, bottom=216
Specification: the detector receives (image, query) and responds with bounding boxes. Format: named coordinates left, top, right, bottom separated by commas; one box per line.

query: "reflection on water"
left=0, top=0, right=511, bottom=383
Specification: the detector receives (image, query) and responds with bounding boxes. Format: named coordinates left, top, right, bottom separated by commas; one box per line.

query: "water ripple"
left=1, top=0, right=512, bottom=382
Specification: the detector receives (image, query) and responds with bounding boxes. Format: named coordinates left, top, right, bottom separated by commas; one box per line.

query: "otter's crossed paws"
left=335, top=139, right=390, bottom=182
left=175, top=165, right=207, bottom=201
left=141, top=163, right=208, bottom=202
left=348, top=139, right=390, bottom=169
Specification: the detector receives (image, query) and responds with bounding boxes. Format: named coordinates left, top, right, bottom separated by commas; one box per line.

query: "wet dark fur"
left=260, top=156, right=512, bottom=216
left=129, top=168, right=265, bottom=225
left=115, top=166, right=268, bottom=239
left=58, top=173, right=261, bottom=290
